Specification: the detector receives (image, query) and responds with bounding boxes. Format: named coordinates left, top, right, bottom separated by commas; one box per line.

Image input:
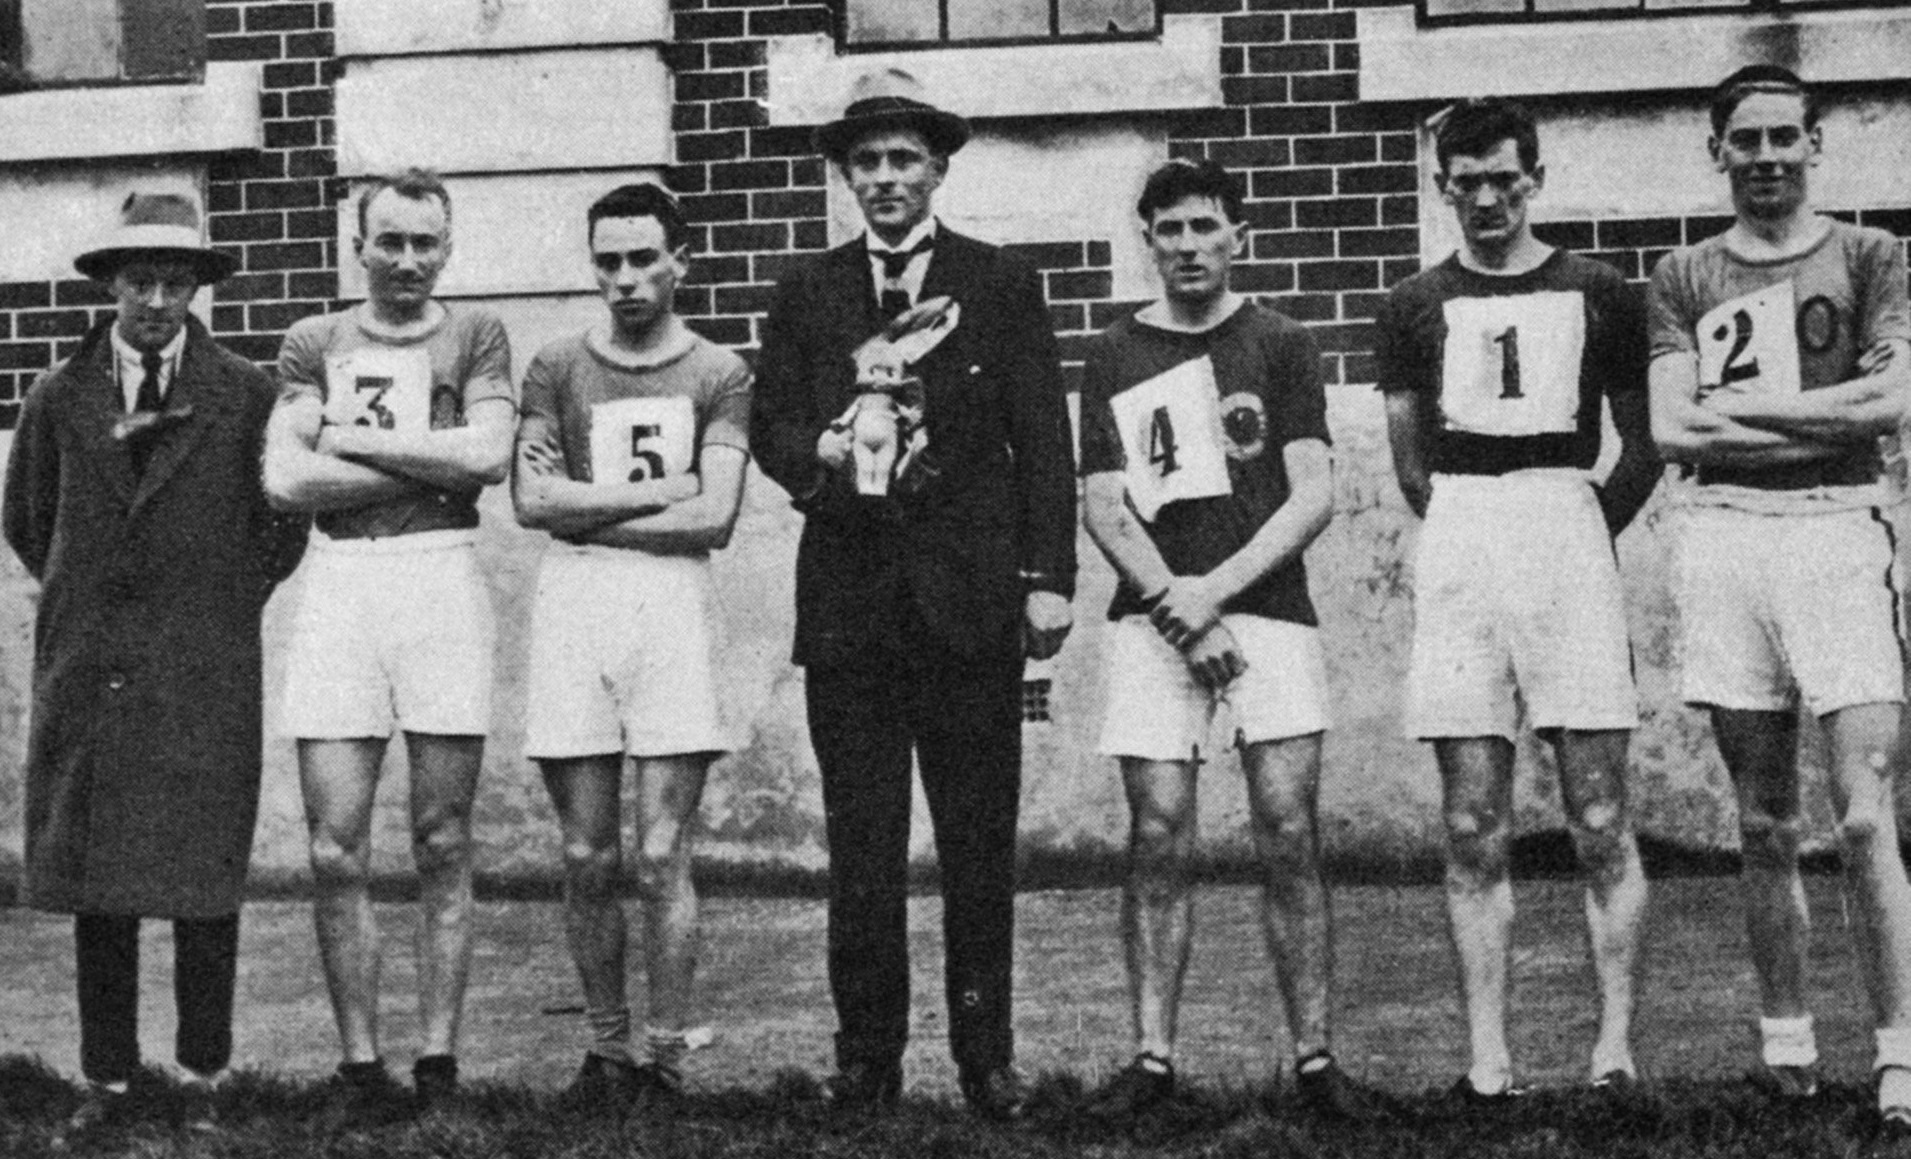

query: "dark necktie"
left=876, top=237, right=934, bottom=319
left=135, top=351, right=164, bottom=413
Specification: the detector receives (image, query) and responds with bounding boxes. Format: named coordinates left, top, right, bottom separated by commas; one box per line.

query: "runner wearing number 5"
left=1377, top=99, right=1660, bottom=1103
left=513, top=183, right=751, bottom=1106
left=263, top=168, right=516, bottom=1113
left=1646, top=67, right=1911, bottom=1130
left=1078, top=160, right=1386, bottom=1123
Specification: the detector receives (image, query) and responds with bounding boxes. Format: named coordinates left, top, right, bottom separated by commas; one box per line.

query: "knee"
left=307, top=831, right=368, bottom=887
left=1568, top=801, right=1630, bottom=874
left=1838, top=807, right=1885, bottom=857
left=632, top=826, right=691, bottom=900
left=561, top=838, right=620, bottom=899
left=1129, top=807, right=1191, bottom=870
left=412, top=815, right=472, bottom=875
left=1255, top=810, right=1318, bottom=880
left=1444, top=808, right=1508, bottom=880
left=1739, top=811, right=1802, bottom=872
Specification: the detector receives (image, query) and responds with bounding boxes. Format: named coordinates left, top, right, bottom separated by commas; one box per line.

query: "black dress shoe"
left=960, top=1065, right=1030, bottom=1122
left=824, top=1060, right=902, bottom=1110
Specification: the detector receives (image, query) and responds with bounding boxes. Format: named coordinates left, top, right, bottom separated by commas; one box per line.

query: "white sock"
left=1876, top=1028, right=1911, bottom=1114
left=1760, top=1015, right=1819, bottom=1068
left=1467, top=1061, right=1513, bottom=1096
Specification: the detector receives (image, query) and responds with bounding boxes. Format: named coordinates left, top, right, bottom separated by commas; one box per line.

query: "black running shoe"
left=1083, top=1054, right=1175, bottom=1123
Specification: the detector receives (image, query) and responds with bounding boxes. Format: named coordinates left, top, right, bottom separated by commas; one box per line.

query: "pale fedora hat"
left=814, top=67, right=969, bottom=162
left=73, top=191, right=237, bottom=284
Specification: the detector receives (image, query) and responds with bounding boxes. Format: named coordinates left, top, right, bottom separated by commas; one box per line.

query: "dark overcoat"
left=2, top=316, right=307, bottom=919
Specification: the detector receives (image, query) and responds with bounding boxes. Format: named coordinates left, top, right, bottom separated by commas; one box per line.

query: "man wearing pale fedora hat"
left=3, top=191, right=309, bottom=1135
left=751, top=68, right=1076, bottom=1119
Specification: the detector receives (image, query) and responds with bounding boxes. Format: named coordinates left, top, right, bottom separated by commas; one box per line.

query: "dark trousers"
left=805, top=609, right=1024, bottom=1078
left=74, top=912, right=240, bottom=1084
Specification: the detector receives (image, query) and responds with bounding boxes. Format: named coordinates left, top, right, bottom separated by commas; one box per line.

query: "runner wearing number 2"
left=1377, top=99, right=1660, bottom=1103
left=263, top=169, right=517, bottom=1111
left=1078, top=160, right=1386, bottom=1123
left=1646, top=67, right=1911, bottom=1130
left=513, top=183, right=751, bottom=1106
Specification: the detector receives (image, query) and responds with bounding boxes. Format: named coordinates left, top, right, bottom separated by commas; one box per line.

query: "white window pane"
left=847, top=0, right=941, bottom=44
left=20, top=0, right=121, bottom=83
left=1060, top=0, right=1153, bottom=36
left=949, top=0, right=1049, bottom=41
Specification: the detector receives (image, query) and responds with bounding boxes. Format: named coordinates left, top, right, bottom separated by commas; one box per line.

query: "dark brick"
left=1596, top=217, right=1681, bottom=249
left=246, top=241, right=325, bottom=271
left=1532, top=221, right=1595, bottom=251
left=750, top=70, right=770, bottom=100
left=222, top=335, right=285, bottom=362
left=1169, top=141, right=1207, bottom=162
left=1047, top=270, right=1111, bottom=300
left=793, top=220, right=828, bottom=250
left=288, top=271, right=337, bottom=299
left=686, top=316, right=753, bottom=346
left=212, top=211, right=285, bottom=243
left=675, top=286, right=714, bottom=315
left=1246, top=43, right=1329, bottom=72
left=1050, top=304, right=1089, bottom=336
left=1222, top=76, right=1288, bottom=105
left=207, top=6, right=240, bottom=33
left=1089, top=299, right=1154, bottom=330
left=661, top=42, right=706, bottom=72
left=1585, top=251, right=1636, bottom=279
left=1641, top=248, right=1672, bottom=279
left=754, top=252, right=812, bottom=284
left=679, top=130, right=749, bottom=162
left=682, top=192, right=751, bottom=224
left=677, top=71, right=746, bottom=102
left=750, top=126, right=819, bottom=158
left=1332, top=42, right=1359, bottom=70
left=714, top=284, right=777, bottom=314
left=1309, top=321, right=1375, bottom=353
left=1250, top=168, right=1332, bottom=199
left=286, top=209, right=334, bottom=239
left=55, top=280, right=114, bottom=307
left=286, top=147, right=333, bottom=178
left=708, top=41, right=767, bottom=68
left=211, top=304, right=246, bottom=332
left=667, top=165, right=710, bottom=194
left=248, top=300, right=327, bottom=331
left=747, top=7, right=829, bottom=35
left=1088, top=241, right=1112, bottom=266
left=208, top=34, right=283, bottom=62
left=751, top=189, right=826, bottom=220
left=1269, top=291, right=1335, bottom=321
left=710, top=223, right=788, bottom=252
left=247, top=180, right=322, bottom=210
left=1342, top=291, right=1387, bottom=321
left=1291, top=72, right=1357, bottom=102
left=1379, top=132, right=1415, bottom=163
left=0, top=402, right=21, bottom=430
left=674, top=105, right=708, bottom=133
left=1337, top=165, right=1416, bottom=195
left=1222, top=14, right=1286, bottom=41
left=0, top=283, right=51, bottom=310
left=1295, top=135, right=1375, bottom=165
left=259, top=91, right=285, bottom=119
left=1381, top=258, right=1419, bottom=284
left=265, top=119, right=319, bottom=149
left=1289, top=11, right=1355, bottom=38
left=711, top=160, right=789, bottom=191
left=1298, top=259, right=1377, bottom=291
left=15, top=310, right=91, bottom=339
left=710, top=98, right=768, bottom=129
left=208, top=184, right=244, bottom=213
left=284, top=31, right=333, bottom=57
left=792, top=160, right=826, bottom=187
left=1209, top=138, right=1291, bottom=168
left=1380, top=195, right=1415, bottom=226
left=1295, top=197, right=1375, bottom=228
left=1860, top=208, right=1911, bottom=238
left=1006, top=242, right=1087, bottom=270
left=686, top=255, right=749, bottom=285
left=1240, top=199, right=1294, bottom=230
left=1221, top=46, right=1245, bottom=75
left=1169, top=108, right=1247, bottom=139
left=1335, top=101, right=1419, bottom=133
left=247, top=3, right=317, bottom=32
left=214, top=273, right=288, bottom=302
left=286, top=87, right=332, bottom=117
left=0, top=343, right=52, bottom=371
left=1247, top=0, right=1330, bottom=9
left=263, top=61, right=316, bottom=89
left=1248, top=105, right=1334, bottom=136
left=209, top=152, right=285, bottom=182
left=1231, top=262, right=1295, bottom=293
left=1683, top=215, right=1734, bottom=244
left=1254, top=230, right=1333, bottom=259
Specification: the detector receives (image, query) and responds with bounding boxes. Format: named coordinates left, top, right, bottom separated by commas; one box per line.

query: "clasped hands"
left=1147, top=575, right=1246, bottom=693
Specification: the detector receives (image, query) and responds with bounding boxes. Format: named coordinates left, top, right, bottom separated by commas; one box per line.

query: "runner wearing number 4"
left=264, top=169, right=516, bottom=1113
left=1377, top=99, right=1660, bottom=1104
left=1646, top=67, right=1911, bottom=1132
left=512, top=183, right=751, bottom=1105
left=1078, top=160, right=1386, bottom=1124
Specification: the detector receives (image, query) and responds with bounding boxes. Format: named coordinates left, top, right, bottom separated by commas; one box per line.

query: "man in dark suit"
left=750, top=68, right=1076, bottom=1119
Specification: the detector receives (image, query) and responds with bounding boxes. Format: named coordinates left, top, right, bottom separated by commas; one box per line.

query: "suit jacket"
left=751, top=229, right=1076, bottom=668
left=2, top=317, right=308, bottom=918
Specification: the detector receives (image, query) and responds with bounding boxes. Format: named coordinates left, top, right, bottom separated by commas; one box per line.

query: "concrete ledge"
left=1359, top=4, right=1911, bottom=102
left=0, top=62, right=262, bottom=163
left=767, top=17, right=1221, bottom=126
left=335, top=48, right=671, bottom=176
left=335, top=0, right=669, bottom=58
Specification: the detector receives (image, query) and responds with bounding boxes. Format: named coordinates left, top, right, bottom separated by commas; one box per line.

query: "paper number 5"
left=626, top=424, right=666, bottom=481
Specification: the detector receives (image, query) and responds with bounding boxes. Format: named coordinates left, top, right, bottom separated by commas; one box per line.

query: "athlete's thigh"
left=1434, top=736, right=1517, bottom=821
left=1240, top=732, right=1323, bottom=828
left=1120, top=756, right=1199, bottom=833
left=539, top=754, right=624, bottom=849
left=299, top=737, right=388, bottom=841
left=404, top=732, right=484, bottom=829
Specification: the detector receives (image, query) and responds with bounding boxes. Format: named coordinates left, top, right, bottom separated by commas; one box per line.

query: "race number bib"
left=1439, top=291, right=1584, bottom=435
left=323, top=346, right=432, bottom=433
left=1108, top=356, right=1232, bottom=522
left=1696, top=281, right=1801, bottom=396
left=589, top=396, right=695, bottom=483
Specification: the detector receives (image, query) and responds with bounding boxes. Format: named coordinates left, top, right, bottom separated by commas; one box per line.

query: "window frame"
left=1416, top=0, right=1882, bottom=29
left=4, top=0, right=205, bottom=90
left=836, top=0, right=1162, bottom=53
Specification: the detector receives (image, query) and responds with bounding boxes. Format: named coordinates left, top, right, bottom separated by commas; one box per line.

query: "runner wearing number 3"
left=1377, top=100, right=1660, bottom=1103
left=1646, top=67, right=1911, bottom=1129
left=1078, top=160, right=1386, bottom=1123
left=513, top=183, right=752, bottom=1106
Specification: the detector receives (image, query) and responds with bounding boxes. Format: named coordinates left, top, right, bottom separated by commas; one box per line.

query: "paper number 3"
left=353, top=376, right=395, bottom=429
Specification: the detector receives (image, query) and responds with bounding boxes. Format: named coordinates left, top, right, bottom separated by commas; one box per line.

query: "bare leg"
left=1709, top=709, right=1811, bottom=1022
left=300, top=738, right=388, bottom=1065
left=405, top=732, right=483, bottom=1059
left=1554, top=728, right=1647, bottom=1080
left=1118, top=758, right=1198, bottom=1062
left=540, top=755, right=627, bottom=1047
left=1241, top=735, right=1331, bottom=1060
left=1435, top=736, right=1516, bottom=1093
left=633, top=754, right=713, bottom=1036
left=1823, top=703, right=1911, bottom=1029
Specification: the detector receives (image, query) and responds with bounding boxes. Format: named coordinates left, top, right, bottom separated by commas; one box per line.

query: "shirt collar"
left=866, top=217, right=939, bottom=256
left=110, top=321, right=187, bottom=374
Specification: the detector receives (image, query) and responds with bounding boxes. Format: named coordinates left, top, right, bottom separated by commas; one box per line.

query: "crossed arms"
left=1648, top=339, right=1909, bottom=466
left=262, top=391, right=516, bottom=511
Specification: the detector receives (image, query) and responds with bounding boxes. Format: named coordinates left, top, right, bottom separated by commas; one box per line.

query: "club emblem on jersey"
left=1219, top=391, right=1267, bottom=461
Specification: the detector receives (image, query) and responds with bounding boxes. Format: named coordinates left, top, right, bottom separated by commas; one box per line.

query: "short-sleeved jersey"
left=277, top=303, right=515, bottom=539
left=1375, top=249, right=1648, bottom=475
left=1647, top=219, right=1911, bottom=493
left=517, top=330, right=751, bottom=555
left=1079, top=302, right=1328, bottom=627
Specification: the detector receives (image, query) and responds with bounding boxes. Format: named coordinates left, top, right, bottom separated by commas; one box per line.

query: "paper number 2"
left=1712, top=308, right=1760, bottom=387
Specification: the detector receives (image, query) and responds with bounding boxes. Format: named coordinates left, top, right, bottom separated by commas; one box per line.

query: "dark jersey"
left=1079, top=302, right=1328, bottom=627
left=1375, top=249, right=1647, bottom=475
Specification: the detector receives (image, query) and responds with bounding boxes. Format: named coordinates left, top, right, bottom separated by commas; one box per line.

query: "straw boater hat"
left=814, top=67, right=970, bottom=162
left=73, top=191, right=237, bottom=285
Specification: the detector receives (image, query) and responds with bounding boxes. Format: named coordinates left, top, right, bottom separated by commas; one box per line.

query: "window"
left=1420, top=0, right=1878, bottom=25
left=843, top=0, right=1157, bottom=49
left=4, top=0, right=204, bottom=88
left=1021, top=678, right=1053, bottom=724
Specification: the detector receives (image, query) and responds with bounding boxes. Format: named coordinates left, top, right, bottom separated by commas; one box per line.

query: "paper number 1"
left=1493, top=326, right=1522, bottom=400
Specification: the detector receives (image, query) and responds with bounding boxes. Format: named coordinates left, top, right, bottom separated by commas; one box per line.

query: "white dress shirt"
left=111, top=324, right=185, bottom=413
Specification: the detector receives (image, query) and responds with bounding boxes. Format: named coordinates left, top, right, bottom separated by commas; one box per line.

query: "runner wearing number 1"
left=1377, top=99, right=1660, bottom=1103
left=1646, top=67, right=1911, bottom=1131
left=513, top=183, right=751, bottom=1105
left=263, top=169, right=516, bottom=1113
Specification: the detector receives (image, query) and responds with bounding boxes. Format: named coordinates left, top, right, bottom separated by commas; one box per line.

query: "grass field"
left=0, top=873, right=1900, bottom=1156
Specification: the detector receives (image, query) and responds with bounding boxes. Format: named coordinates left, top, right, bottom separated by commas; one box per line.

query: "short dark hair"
left=1136, top=160, right=1244, bottom=225
left=357, top=168, right=451, bottom=237
left=587, top=183, right=689, bottom=252
left=1709, top=64, right=1818, bottom=137
left=1435, top=99, right=1540, bottom=174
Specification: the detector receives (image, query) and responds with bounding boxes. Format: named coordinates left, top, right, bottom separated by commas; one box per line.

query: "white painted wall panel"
left=335, top=0, right=669, bottom=58
left=334, top=49, right=672, bottom=176
left=336, top=170, right=668, bottom=298
left=0, top=63, right=262, bottom=164
left=19, top=0, right=120, bottom=84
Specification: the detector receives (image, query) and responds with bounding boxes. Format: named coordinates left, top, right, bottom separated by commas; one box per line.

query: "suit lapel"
left=129, top=323, right=221, bottom=515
